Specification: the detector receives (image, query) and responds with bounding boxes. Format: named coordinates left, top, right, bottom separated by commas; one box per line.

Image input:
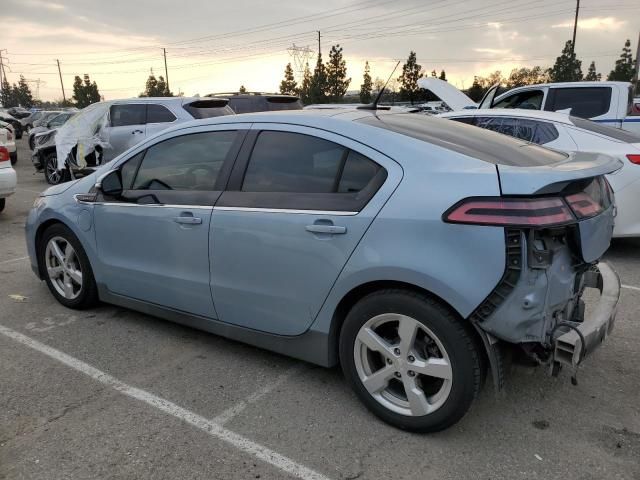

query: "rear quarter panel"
left=310, top=139, right=506, bottom=335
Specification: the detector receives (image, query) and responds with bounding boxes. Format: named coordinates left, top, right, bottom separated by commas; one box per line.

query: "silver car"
left=34, top=97, right=234, bottom=184
left=26, top=110, right=621, bottom=432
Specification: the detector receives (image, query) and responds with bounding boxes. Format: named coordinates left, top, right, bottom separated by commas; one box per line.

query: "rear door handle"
left=305, top=224, right=347, bottom=234
left=173, top=215, right=202, bottom=225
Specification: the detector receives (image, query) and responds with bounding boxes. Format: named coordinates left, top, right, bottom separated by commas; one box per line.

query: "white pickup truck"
left=420, top=78, right=640, bottom=134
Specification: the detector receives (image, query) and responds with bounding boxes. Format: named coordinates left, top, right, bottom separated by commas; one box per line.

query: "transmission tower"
left=23, top=78, right=46, bottom=100
left=287, top=44, right=314, bottom=85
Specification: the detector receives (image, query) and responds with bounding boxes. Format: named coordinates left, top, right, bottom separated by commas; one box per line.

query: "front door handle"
left=132, top=129, right=143, bottom=134
left=174, top=215, right=202, bottom=225
left=305, top=224, right=346, bottom=234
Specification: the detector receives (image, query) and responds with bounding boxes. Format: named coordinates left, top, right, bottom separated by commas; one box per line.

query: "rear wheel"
left=339, top=289, right=482, bottom=433
left=38, top=224, right=98, bottom=309
left=10, top=152, right=17, bottom=165
left=0, top=198, right=5, bottom=213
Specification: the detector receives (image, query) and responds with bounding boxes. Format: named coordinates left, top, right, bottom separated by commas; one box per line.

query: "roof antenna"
left=358, top=60, right=401, bottom=110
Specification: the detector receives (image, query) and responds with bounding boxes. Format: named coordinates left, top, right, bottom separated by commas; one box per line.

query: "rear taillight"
left=0, top=147, right=9, bottom=162
left=626, top=154, right=640, bottom=165
left=565, top=192, right=603, bottom=219
left=444, top=197, right=575, bottom=227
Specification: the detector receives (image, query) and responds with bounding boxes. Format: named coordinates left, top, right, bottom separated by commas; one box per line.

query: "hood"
left=497, top=151, right=623, bottom=195
left=417, top=78, right=477, bottom=111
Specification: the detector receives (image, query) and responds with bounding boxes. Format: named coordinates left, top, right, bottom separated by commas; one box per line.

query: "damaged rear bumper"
left=553, top=262, right=620, bottom=369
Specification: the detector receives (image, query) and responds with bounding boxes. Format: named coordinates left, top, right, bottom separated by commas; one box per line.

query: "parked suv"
left=34, top=97, right=234, bottom=184
left=205, top=92, right=302, bottom=113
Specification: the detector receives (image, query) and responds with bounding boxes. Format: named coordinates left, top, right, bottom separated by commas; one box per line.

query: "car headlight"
left=33, top=196, right=46, bottom=209
left=37, top=131, right=56, bottom=146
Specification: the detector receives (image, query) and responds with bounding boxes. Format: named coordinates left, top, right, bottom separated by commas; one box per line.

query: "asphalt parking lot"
left=1, top=137, right=639, bottom=480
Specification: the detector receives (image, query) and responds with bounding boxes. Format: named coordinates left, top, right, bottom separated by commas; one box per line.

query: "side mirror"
left=97, top=170, right=123, bottom=197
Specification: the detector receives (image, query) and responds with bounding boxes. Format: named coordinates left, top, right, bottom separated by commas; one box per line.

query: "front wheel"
left=339, top=290, right=482, bottom=433
left=44, top=153, right=69, bottom=185
left=38, top=224, right=99, bottom=309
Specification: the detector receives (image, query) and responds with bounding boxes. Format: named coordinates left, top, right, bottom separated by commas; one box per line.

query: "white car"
left=439, top=109, right=640, bottom=237
left=0, top=128, right=17, bottom=212
left=0, top=120, right=17, bottom=165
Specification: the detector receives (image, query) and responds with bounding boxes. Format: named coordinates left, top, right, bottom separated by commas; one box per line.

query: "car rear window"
left=357, top=113, right=567, bottom=166
left=569, top=116, right=640, bottom=143
left=183, top=100, right=235, bottom=119
left=266, top=96, right=303, bottom=111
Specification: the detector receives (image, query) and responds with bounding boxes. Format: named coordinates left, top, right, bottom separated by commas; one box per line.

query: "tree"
left=398, top=51, right=423, bottom=104
left=325, top=44, right=351, bottom=102
left=548, top=40, right=582, bottom=82
left=309, top=53, right=328, bottom=104
left=279, top=63, right=298, bottom=95
left=15, top=76, right=34, bottom=108
left=431, top=69, right=437, bottom=78
left=0, top=79, right=16, bottom=107
left=299, top=62, right=313, bottom=104
left=584, top=61, right=601, bottom=81
left=239, top=85, right=247, bottom=93
left=359, top=61, right=373, bottom=104
left=607, top=39, right=636, bottom=82
left=140, top=72, right=172, bottom=97
left=73, top=74, right=101, bottom=108
left=506, top=66, right=549, bottom=88
left=466, top=77, right=485, bottom=102
left=439, top=70, right=447, bottom=81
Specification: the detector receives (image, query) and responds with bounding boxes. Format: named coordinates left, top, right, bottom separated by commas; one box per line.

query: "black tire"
left=0, top=198, right=5, bottom=213
left=38, top=223, right=99, bottom=309
left=10, top=151, right=17, bottom=165
left=339, top=289, right=482, bottom=433
left=29, top=135, right=35, bottom=151
left=44, top=152, right=69, bottom=185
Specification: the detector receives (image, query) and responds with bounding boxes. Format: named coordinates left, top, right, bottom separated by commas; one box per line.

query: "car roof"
left=439, top=108, right=575, bottom=125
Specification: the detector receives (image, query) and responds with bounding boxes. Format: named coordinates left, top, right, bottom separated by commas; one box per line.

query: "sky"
left=1, top=0, right=638, bottom=102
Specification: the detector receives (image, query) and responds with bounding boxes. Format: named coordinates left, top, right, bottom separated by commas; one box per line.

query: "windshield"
left=49, top=113, right=72, bottom=128
left=570, top=116, right=640, bottom=143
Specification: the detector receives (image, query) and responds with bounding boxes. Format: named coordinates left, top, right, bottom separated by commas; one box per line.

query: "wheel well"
left=329, top=280, right=486, bottom=368
left=34, top=219, right=66, bottom=277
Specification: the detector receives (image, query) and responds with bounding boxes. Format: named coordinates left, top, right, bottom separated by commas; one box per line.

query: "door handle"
left=132, top=129, right=143, bottom=134
left=305, top=224, right=346, bottom=234
left=173, top=215, right=202, bottom=225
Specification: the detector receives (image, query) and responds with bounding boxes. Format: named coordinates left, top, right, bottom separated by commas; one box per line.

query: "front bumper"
left=553, top=262, right=620, bottom=369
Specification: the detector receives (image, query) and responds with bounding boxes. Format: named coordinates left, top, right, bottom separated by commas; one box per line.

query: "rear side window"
left=183, top=100, right=235, bottom=119
left=475, top=117, right=559, bottom=145
left=132, top=131, right=237, bottom=191
left=241, top=131, right=382, bottom=194
left=146, top=104, right=176, bottom=123
left=242, top=132, right=345, bottom=193
left=110, top=104, right=146, bottom=127
left=449, top=116, right=475, bottom=125
left=493, top=90, right=544, bottom=110
left=569, top=116, right=640, bottom=142
left=546, top=87, right=612, bottom=118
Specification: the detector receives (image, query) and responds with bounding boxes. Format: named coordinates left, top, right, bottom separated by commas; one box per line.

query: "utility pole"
left=571, top=0, right=580, bottom=55
left=0, top=50, right=4, bottom=87
left=56, top=59, right=66, bottom=103
left=634, top=31, right=640, bottom=95
left=163, top=48, right=170, bottom=92
left=317, top=31, right=321, bottom=57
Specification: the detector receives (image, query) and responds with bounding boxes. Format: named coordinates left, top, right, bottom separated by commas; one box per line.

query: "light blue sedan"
left=26, top=110, right=621, bottom=432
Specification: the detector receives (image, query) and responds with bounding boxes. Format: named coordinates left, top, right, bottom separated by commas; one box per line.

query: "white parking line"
left=214, top=365, right=305, bottom=425
left=0, top=256, right=29, bottom=265
left=622, top=284, right=640, bottom=292
left=0, top=324, right=332, bottom=480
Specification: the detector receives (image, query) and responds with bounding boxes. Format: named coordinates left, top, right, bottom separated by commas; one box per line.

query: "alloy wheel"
left=46, top=156, right=60, bottom=184
left=45, top=236, right=83, bottom=300
left=353, top=313, right=453, bottom=417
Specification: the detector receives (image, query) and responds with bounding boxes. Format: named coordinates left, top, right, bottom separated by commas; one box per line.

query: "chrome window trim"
left=213, top=206, right=357, bottom=216
left=73, top=195, right=213, bottom=210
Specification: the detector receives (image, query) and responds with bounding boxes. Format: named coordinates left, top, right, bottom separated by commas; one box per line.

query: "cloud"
left=552, top=17, right=626, bottom=30
left=474, top=48, right=512, bottom=56
left=23, top=0, right=65, bottom=10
